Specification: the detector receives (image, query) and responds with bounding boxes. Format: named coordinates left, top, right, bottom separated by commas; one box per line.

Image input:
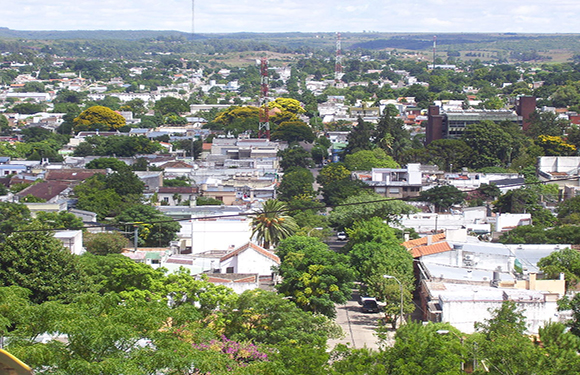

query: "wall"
left=220, top=249, right=278, bottom=277
left=177, top=219, right=252, bottom=254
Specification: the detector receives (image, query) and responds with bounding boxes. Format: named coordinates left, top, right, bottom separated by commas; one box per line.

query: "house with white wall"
left=219, top=242, right=280, bottom=277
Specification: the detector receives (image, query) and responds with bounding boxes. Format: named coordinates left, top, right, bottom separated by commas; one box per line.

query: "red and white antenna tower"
left=258, top=57, right=270, bottom=139
left=335, top=32, right=343, bottom=83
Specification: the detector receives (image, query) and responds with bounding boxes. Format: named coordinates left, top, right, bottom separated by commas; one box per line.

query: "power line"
left=7, top=175, right=578, bottom=234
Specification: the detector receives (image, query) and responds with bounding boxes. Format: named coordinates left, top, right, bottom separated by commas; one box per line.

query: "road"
left=327, top=291, right=396, bottom=351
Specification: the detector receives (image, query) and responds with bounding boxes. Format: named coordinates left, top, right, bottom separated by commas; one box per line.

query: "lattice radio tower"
left=258, top=57, right=270, bottom=139
left=335, top=32, right=343, bottom=83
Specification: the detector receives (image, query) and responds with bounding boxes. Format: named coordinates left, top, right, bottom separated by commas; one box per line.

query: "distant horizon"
left=2, top=0, right=579, bottom=35
left=2, top=27, right=580, bottom=36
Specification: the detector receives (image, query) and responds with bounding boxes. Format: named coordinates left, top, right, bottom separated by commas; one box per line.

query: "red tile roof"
left=160, top=161, right=194, bottom=169
left=402, top=233, right=446, bottom=249
left=17, top=181, right=70, bottom=201
left=45, top=169, right=107, bottom=181
left=410, top=242, right=452, bottom=258
left=220, top=242, right=280, bottom=264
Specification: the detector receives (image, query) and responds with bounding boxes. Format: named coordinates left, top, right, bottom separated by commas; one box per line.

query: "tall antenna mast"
left=335, top=32, right=343, bottom=83
left=258, top=58, right=270, bottom=140
left=432, top=35, right=437, bottom=70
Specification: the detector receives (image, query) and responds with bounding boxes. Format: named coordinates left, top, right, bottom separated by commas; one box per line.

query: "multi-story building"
left=426, top=96, right=536, bottom=144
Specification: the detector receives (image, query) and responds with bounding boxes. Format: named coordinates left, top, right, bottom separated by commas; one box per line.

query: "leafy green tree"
left=275, top=236, right=355, bottom=318
left=425, top=139, right=472, bottom=172
left=172, top=138, right=203, bottom=159
left=474, top=301, right=541, bottom=375
left=209, top=105, right=260, bottom=135
left=270, top=121, right=315, bottom=143
left=373, top=107, right=412, bottom=161
left=461, top=120, right=517, bottom=169
left=344, top=117, right=374, bottom=155
left=163, top=177, right=191, bottom=187
left=196, top=196, right=223, bottom=205
left=527, top=111, right=570, bottom=138
left=224, top=289, right=340, bottom=346
left=104, top=168, right=145, bottom=197
left=537, top=321, right=580, bottom=374
left=84, top=232, right=129, bottom=256
left=33, top=211, right=84, bottom=230
left=0, top=223, right=87, bottom=303
left=494, top=186, right=557, bottom=226
left=11, top=102, right=45, bottom=114
left=278, top=146, right=313, bottom=171
left=311, top=144, right=329, bottom=165
left=343, top=218, right=414, bottom=325
left=115, top=205, right=181, bottom=247
left=153, top=96, right=189, bottom=115
left=73, top=105, right=126, bottom=131
left=73, top=135, right=162, bottom=157
left=538, top=248, right=580, bottom=289
left=317, top=163, right=365, bottom=206
left=344, top=148, right=399, bottom=171
left=419, top=185, right=466, bottom=213
left=75, top=186, right=124, bottom=220
left=0, top=202, right=31, bottom=240
left=85, top=157, right=129, bottom=171
left=558, top=196, right=580, bottom=224
left=251, top=199, right=298, bottom=249
left=277, top=167, right=315, bottom=201
left=381, top=322, right=465, bottom=375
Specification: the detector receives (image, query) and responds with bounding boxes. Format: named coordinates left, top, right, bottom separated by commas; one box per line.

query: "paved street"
left=327, top=292, right=396, bottom=351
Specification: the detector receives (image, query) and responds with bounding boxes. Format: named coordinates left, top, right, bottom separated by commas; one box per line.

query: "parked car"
left=337, top=231, right=347, bottom=241
left=361, top=298, right=380, bottom=313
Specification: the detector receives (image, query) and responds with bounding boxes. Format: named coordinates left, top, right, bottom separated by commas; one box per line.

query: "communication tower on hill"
left=258, top=58, right=270, bottom=139
left=335, top=32, right=343, bottom=83
left=432, top=35, right=437, bottom=70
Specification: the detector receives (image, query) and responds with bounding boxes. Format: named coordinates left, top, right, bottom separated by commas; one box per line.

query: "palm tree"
left=251, top=199, right=298, bottom=249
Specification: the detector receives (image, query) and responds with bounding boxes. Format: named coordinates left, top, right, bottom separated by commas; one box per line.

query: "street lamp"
left=383, top=274, right=404, bottom=328
left=307, top=227, right=324, bottom=237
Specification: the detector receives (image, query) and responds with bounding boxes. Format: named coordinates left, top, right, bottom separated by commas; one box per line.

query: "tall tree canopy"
left=275, top=236, right=354, bottom=318
left=73, top=105, right=126, bottom=132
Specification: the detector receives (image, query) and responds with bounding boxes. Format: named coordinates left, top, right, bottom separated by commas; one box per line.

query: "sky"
left=2, top=0, right=580, bottom=34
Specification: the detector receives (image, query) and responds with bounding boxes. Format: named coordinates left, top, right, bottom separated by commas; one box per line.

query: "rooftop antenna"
left=335, top=32, right=343, bottom=83
left=258, top=58, right=270, bottom=140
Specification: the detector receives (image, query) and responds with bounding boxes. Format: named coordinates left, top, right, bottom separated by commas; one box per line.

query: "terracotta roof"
left=45, top=169, right=107, bottom=181
left=17, top=181, right=70, bottom=201
left=402, top=233, right=446, bottom=249
left=202, top=143, right=212, bottom=151
left=410, top=241, right=452, bottom=258
left=160, top=161, right=194, bottom=169
left=220, top=242, right=280, bottom=264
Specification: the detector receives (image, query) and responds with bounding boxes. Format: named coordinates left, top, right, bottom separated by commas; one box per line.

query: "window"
left=226, top=267, right=234, bottom=273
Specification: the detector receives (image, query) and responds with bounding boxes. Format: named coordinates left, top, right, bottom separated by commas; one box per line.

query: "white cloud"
left=0, top=0, right=580, bottom=33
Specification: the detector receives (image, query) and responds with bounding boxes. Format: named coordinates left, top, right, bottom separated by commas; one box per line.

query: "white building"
left=219, top=242, right=279, bottom=277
